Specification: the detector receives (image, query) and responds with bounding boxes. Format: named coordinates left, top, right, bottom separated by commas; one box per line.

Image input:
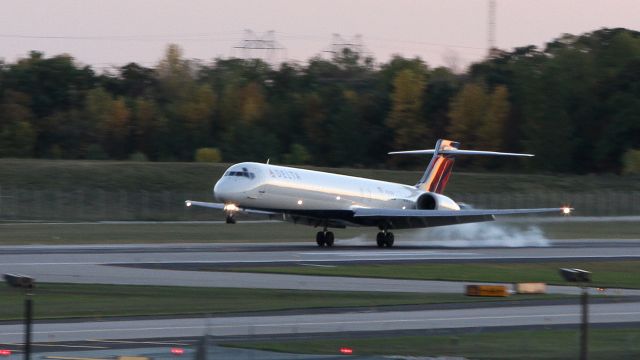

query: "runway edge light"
left=170, top=348, right=184, bottom=356
left=339, top=347, right=353, bottom=354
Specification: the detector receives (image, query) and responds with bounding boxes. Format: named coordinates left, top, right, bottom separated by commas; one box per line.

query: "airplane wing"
left=352, top=207, right=568, bottom=229
left=184, top=200, right=279, bottom=216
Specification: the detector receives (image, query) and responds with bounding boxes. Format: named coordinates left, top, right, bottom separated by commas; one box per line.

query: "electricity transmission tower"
left=323, top=33, right=369, bottom=59
left=233, top=30, right=286, bottom=64
left=487, top=0, right=500, bottom=58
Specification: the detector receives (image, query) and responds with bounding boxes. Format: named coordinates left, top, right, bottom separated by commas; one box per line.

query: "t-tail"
left=389, top=139, right=534, bottom=194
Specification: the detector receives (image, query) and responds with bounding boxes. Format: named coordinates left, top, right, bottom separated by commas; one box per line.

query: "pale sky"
left=1, top=0, right=638, bottom=71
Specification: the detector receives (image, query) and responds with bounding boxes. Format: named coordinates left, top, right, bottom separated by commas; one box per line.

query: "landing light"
left=185, top=201, right=192, bottom=207
left=562, top=207, right=572, bottom=215
left=297, top=200, right=303, bottom=205
left=224, top=204, right=239, bottom=212
left=336, top=196, right=341, bottom=200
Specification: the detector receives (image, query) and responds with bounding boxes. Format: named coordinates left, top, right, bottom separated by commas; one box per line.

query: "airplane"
left=186, top=139, right=570, bottom=247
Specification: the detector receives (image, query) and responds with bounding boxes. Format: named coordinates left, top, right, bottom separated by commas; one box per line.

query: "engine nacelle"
left=414, top=192, right=461, bottom=211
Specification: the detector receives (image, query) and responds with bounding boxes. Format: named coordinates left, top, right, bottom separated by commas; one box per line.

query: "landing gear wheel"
left=384, top=232, right=395, bottom=247
left=376, top=232, right=385, bottom=248
left=225, top=214, right=236, bottom=224
left=316, top=231, right=326, bottom=247
left=325, top=232, right=335, bottom=247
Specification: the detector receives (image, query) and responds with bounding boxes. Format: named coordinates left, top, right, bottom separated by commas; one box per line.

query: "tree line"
left=0, top=27, right=639, bottom=174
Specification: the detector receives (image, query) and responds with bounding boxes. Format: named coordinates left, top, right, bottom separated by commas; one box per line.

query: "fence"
left=0, top=187, right=639, bottom=221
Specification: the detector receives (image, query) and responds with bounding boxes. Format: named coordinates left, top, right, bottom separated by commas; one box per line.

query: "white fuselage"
left=213, top=162, right=459, bottom=213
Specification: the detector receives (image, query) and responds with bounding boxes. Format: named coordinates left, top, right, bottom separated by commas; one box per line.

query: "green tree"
left=447, top=83, right=487, bottom=147
left=84, top=88, right=131, bottom=159
left=386, top=69, right=428, bottom=150
left=0, top=91, right=37, bottom=157
left=478, top=85, right=510, bottom=149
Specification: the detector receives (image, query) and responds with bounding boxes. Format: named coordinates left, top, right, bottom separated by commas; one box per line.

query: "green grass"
left=1, top=158, right=639, bottom=193
left=0, top=283, right=570, bottom=321
left=0, top=221, right=638, bottom=245
left=209, top=260, right=640, bottom=289
left=222, top=328, right=640, bottom=359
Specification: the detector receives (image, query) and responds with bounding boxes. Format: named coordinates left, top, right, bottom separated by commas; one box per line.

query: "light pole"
left=3, top=274, right=35, bottom=360
left=559, top=268, right=591, bottom=360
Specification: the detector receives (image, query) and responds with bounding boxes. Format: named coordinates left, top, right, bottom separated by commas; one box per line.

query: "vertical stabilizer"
left=416, top=139, right=460, bottom=194
left=388, top=139, right=534, bottom=194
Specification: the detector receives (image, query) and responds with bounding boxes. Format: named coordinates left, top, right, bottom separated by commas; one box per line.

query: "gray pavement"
left=1, top=301, right=640, bottom=343
left=1, top=241, right=640, bottom=296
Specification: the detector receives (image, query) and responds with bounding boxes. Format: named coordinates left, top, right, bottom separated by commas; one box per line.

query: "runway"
left=0, top=239, right=639, bottom=345
left=1, top=240, right=640, bottom=295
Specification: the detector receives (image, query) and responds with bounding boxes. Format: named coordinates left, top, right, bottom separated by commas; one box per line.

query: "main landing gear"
left=316, top=231, right=335, bottom=247
left=376, top=231, right=395, bottom=248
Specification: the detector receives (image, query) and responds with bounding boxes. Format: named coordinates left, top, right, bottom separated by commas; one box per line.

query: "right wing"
left=185, top=200, right=279, bottom=216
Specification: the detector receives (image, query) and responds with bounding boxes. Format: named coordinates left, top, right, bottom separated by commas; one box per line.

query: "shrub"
left=283, top=143, right=311, bottom=165
left=86, top=144, right=109, bottom=160
left=129, top=151, right=149, bottom=162
left=195, top=147, right=222, bottom=163
left=622, top=149, right=640, bottom=175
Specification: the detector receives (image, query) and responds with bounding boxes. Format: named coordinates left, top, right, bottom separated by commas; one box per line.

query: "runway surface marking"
left=298, top=263, right=337, bottom=268
left=301, top=251, right=479, bottom=256
left=86, top=339, right=191, bottom=346
left=45, top=356, right=108, bottom=360
left=4, top=254, right=640, bottom=267
left=25, top=344, right=109, bottom=349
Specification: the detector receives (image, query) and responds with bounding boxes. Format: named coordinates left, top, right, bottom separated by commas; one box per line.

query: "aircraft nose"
left=213, top=178, right=245, bottom=202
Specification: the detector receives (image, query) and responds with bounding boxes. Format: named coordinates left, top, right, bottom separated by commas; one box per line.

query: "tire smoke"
left=340, top=222, right=550, bottom=248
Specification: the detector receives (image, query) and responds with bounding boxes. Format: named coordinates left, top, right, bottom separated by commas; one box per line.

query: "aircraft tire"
left=376, top=232, right=385, bottom=248
left=385, top=232, right=395, bottom=247
left=316, top=231, right=326, bottom=247
left=325, top=232, right=335, bottom=247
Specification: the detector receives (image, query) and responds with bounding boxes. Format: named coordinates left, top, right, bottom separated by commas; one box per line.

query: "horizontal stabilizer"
left=388, top=149, right=534, bottom=157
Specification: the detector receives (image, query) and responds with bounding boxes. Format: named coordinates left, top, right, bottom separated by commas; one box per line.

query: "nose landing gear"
left=225, top=213, right=236, bottom=224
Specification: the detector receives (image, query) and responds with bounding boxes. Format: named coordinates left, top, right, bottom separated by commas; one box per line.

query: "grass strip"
left=0, top=283, right=569, bottom=321
left=209, top=260, right=640, bottom=289
left=221, top=327, right=640, bottom=359
left=1, top=221, right=639, bottom=245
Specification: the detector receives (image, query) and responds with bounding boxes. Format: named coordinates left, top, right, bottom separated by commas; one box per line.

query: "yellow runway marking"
left=45, top=356, right=108, bottom=360
left=87, top=339, right=190, bottom=346
left=19, top=344, right=108, bottom=349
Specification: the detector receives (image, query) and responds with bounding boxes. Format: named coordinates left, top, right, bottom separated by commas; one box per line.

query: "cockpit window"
left=224, top=167, right=255, bottom=179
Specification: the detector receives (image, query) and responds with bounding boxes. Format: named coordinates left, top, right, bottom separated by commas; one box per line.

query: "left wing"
left=352, top=207, right=568, bottom=229
left=353, top=207, right=566, bottom=217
